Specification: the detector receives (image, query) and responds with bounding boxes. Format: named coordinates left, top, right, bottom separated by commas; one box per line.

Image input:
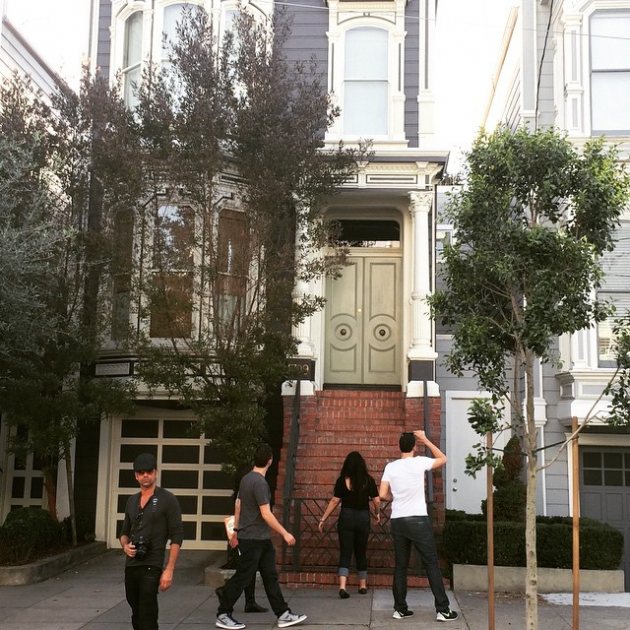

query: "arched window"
left=122, top=11, right=143, bottom=108
left=343, top=27, right=388, bottom=136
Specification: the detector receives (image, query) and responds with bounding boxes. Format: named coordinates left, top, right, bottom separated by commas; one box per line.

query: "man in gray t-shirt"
left=215, top=444, right=307, bottom=630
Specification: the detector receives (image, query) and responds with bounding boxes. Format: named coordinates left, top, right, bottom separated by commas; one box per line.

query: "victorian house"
left=463, top=0, right=630, bottom=590
left=1, top=0, right=450, bottom=583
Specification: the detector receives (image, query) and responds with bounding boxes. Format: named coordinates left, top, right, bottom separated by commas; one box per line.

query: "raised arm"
left=414, top=430, right=447, bottom=469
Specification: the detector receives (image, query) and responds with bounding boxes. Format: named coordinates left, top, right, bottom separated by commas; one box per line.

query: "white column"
left=291, top=207, right=315, bottom=359
left=408, top=191, right=437, bottom=361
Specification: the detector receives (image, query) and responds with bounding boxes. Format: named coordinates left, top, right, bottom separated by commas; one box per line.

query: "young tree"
left=0, top=74, right=137, bottom=543
left=430, top=126, right=630, bottom=629
left=133, top=8, right=361, bottom=469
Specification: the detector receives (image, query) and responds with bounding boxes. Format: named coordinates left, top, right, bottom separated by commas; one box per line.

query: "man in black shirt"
left=120, top=453, right=184, bottom=630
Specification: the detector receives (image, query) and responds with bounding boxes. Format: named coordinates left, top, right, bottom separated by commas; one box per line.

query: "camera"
left=132, top=535, right=151, bottom=560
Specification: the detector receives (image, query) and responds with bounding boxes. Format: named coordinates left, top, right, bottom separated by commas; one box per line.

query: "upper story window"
left=343, top=27, right=388, bottom=136
left=122, top=11, right=143, bottom=108
left=150, top=204, right=195, bottom=339
left=597, top=220, right=630, bottom=366
left=590, top=11, right=630, bottom=133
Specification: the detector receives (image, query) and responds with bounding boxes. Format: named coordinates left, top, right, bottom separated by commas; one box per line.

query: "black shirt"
left=121, top=486, right=184, bottom=568
left=333, top=475, right=378, bottom=510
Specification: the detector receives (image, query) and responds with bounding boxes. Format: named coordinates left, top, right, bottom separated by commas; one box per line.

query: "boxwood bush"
left=0, top=507, right=65, bottom=565
left=443, top=512, right=623, bottom=570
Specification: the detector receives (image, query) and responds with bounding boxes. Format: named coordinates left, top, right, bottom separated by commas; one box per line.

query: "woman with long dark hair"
left=318, top=451, right=380, bottom=598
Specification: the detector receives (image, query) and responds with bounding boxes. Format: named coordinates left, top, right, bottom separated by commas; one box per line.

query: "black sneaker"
left=392, top=609, right=414, bottom=619
left=436, top=608, right=459, bottom=622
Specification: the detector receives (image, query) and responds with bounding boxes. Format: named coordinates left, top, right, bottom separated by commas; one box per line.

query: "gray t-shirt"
left=237, top=471, right=271, bottom=540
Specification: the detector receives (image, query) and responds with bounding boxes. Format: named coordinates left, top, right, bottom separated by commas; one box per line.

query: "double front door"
left=325, top=254, right=401, bottom=385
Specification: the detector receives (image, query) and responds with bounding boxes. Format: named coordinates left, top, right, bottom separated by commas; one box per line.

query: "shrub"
left=0, top=507, right=65, bottom=565
left=443, top=515, right=623, bottom=570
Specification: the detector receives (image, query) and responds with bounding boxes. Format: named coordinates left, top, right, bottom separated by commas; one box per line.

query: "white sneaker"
left=436, top=608, right=459, bottom=622
left=277, top=609, right=307, bottom=628
left=216, top=613, right=246, bottom=629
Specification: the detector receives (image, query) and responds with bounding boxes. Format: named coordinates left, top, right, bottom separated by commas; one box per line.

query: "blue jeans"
left=125, top=565, right=161, bottom=630
left=217, top=538, right=288, bottom=617
left=390, top=516, right=450, bottom=613
left=337, top=507, right=370, bottom=579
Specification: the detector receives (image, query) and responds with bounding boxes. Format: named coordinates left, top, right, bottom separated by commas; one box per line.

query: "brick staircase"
left=276, top=388, right=446, bottom=588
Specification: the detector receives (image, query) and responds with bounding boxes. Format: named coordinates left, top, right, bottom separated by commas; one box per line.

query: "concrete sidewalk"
left=0, top=550, right=628, bottom=629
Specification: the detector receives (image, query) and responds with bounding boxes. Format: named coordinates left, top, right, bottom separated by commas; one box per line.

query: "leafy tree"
left=131, top=8, right=362, bottom=470
left=0, top=74, right=137, bottom=543
left=430, top=126, right=630, bottom=629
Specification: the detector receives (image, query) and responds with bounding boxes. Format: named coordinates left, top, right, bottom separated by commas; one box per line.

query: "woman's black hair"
left=340, top=451, right=369, bottom=491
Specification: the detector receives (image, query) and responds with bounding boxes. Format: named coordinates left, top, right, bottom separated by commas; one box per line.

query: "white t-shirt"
left=382, top=456, right=434, bottom=518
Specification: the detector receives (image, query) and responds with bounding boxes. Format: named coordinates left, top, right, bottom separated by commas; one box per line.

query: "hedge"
left=443, top=515, right=623, bottom=570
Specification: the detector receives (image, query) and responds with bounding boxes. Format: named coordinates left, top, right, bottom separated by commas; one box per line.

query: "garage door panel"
left=202, top=522, right=227, bottom=540
left=605, top=493, right=624, bottom=521
left=204, top=469, right=232, bottom=488
left=163, top=420, right=196, bottom=438
left=178, top=495, right=198, bottom=514
left=121, top=419, right=159, bottom=438
left=582, top=491, right=602, bottom=519
left=203, top=495, right=234, bottom=513
left=110, top=414, right=232, bottom=550
left=162, top=445, right=200, bottom=463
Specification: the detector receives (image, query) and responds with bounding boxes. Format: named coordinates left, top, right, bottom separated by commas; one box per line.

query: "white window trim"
left=325, top=0, right=408, bottom=148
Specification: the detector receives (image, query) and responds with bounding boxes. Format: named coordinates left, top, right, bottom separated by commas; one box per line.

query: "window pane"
left=124, top=66, right=141, bottom=108
left=583, top=452, right=602, bottom=467
left=149, top=272, right=193, bottom=338
left=604, top=470, right=623, bottom=486
left=344, top=82, right=388, bottom=135
left=345, top=28, right=388, bottom=79
left=604, top=452, right=623, bottom=468
left=592, top=72, right=630, bottom=131
left=591, top=13, right=630, bottom=70
left=597, top=291, right=630, bottom=365
left=124, top=12, right=143, bottom=68
left=218, top=210, right=247, bottom=275
left=583, top=469, right=602, bottom=485
left=154, top=205, right=194, bottom=269
left=163, top=3, right=185, bottom=55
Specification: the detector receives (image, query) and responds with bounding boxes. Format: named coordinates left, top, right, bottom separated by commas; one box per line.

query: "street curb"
left=0, top=541, right=108, bottom=586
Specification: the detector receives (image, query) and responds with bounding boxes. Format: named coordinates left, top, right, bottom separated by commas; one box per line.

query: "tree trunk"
left=524, top=350, right=538, bottom=630
left=64, top=441, right=77, bottom=546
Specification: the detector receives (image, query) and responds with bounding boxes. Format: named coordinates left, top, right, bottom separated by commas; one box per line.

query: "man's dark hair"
left=399, top=432, right=416, bottom=453
left=254, top=443, right=273, bottom=467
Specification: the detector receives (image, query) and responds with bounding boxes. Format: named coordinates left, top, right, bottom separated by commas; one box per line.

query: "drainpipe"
left=423, top=380, right=434, bottom=506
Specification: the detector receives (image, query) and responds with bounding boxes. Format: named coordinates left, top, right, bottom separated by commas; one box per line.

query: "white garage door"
left=109, top=409, right=233, bottom=549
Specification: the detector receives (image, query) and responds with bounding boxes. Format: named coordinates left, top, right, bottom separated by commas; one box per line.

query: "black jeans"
left=390, top=516, right=450, bottom=613
left=125, top=565, right=161, bottom=630
left=337, top=507, right=370, bottom=578
left=217, top=538, right=288, bottom=617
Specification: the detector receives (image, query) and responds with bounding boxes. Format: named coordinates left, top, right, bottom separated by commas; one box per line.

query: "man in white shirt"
left=379, top=431, right=458, bottom=622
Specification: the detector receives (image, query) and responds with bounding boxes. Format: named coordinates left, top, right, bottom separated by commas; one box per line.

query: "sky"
left=5, top=0, right=516, bottom=175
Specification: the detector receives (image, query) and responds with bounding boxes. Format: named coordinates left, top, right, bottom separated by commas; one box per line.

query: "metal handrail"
left=283, top=497, right=406, bottom=572
left=282, top=380, right=301, bottom=529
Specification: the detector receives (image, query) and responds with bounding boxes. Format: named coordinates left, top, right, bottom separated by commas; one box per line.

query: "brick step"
left=279, top=570, right=448, bottom=590
left=316, top=393, right=405, bottom=400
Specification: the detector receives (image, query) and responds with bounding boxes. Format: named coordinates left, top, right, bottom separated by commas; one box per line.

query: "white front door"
left=325, top=254, right=401, bottom=385
left=445, top=391, right=509, bottom=514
